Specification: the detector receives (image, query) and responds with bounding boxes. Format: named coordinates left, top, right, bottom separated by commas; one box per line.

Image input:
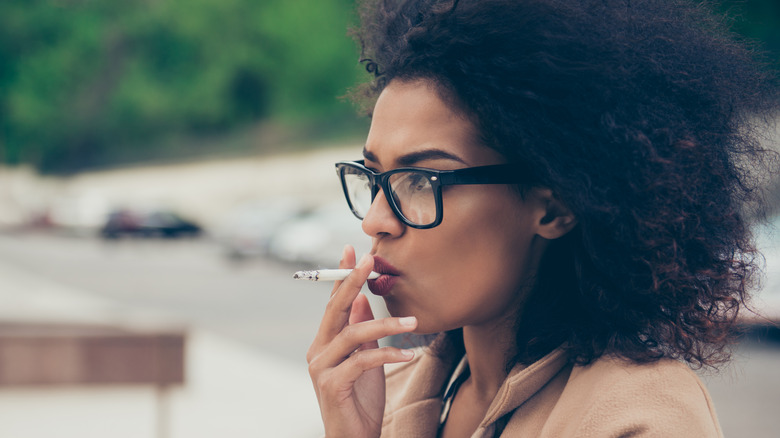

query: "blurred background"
left=0, top=0, right=778, bottom=437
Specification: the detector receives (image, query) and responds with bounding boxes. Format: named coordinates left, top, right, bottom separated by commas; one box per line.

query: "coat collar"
left=383, top=340, right=570, bottom=437
left=480, top=347, right=569, bottom=427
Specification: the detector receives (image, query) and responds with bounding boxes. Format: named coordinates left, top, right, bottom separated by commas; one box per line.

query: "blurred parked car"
left=101, top=209, right=201, bottom=239
left=215, top=198, right=307, bottom=259
left=749, top=216, right=780, bottom=325
left=268, top=201, right=370, bottom=267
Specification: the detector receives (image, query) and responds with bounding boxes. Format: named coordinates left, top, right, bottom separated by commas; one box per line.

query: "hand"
left=306, top=245, right=418, bottom=438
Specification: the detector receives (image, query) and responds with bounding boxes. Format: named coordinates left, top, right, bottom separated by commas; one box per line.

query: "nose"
left=361, top=188, right=405, bottom=239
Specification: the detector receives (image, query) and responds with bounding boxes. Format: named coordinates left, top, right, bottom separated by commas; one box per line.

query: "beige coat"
left=381, top=345, right=723, bottom=437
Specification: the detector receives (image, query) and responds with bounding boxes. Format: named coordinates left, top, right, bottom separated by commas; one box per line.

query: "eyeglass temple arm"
left=438, top=164, right=534, bottom=185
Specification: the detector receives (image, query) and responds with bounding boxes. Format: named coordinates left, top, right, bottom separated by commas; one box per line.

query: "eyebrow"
left=362, top=147, right=467, bottom=167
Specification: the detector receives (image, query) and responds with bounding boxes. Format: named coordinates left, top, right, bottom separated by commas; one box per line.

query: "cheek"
left=401, top=188, right=537, bottom=327
left=443, top=187, right=534, bottom=259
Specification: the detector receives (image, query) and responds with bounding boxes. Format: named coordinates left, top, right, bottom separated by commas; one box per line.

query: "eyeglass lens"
left=341, top=166, right=437, bottom=226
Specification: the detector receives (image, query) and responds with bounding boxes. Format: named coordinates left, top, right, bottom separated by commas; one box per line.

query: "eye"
left=406, top=173, right=427, bottom=191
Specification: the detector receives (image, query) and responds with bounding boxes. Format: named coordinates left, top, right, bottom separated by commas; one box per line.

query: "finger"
left=307, top=249, right=364, bottom=363
left=315, top=254, right=374, bottom=343
left=349, top=295, right=381, bottom=353
left=315, top=316, right=418, bottom=367
left=349, top=292, right=374, bottom=325
left=319, top=347, right=415, bottom=396
left=331, top=244, right=356, bottom=296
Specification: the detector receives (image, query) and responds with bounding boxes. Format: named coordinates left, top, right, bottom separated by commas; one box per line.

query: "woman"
left=306, top=0, right=778, bottom=437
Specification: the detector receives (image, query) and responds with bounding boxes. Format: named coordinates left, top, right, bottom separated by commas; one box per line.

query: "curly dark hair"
left=350, top=0, right=779, bottom=369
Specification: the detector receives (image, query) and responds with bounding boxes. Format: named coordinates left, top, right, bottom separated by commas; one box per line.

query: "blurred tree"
left=0, top=0, right=362, bottom=173
left=0, top=0, right=776, bottom=173
left=717, top=0, right=780, bottom=68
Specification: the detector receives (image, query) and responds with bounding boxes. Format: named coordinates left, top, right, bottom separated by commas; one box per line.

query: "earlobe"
left=533, top=189, right=578, bottom=240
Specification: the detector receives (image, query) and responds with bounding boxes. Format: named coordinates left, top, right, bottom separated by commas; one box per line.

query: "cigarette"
left=292, top=269, right=381, bottom=281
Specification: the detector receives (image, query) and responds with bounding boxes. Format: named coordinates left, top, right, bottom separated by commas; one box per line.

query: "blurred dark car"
left=101, top=209, right=201, bottom=239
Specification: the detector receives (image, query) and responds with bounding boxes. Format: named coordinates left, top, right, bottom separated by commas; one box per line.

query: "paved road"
left=0, top=231, right=339, bottom=363
left=701, top=339, right=780, bottom=437
left=0, top=232, right=778, bottom=437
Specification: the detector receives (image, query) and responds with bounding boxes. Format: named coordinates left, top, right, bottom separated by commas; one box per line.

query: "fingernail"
left=399, top=316, right=417, bottom=327
left=401, top=349, right=415, bottom=359
left=358, top=253, right=372, bottom=266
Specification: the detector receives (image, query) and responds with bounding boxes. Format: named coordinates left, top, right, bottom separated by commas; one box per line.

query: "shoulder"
left=569, top=354, right=707, bottom=395
left=548, top=356, right=723, bottom=437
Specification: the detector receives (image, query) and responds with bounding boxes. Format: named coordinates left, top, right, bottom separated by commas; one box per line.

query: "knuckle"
left=305, top=345, right=317, bottom=363
left=350, top=351, right=369, bottom=369
left=324, top=296, right=338, bottom=311
left=307, top=357, right=322, bottom=377
left=355, top=349, right=383, bottom=370
left=340, top=323, right=357, bottom=341
left=318, top=373, right=336, bottom=392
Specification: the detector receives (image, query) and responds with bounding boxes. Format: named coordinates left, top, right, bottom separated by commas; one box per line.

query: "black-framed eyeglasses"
left=335, top=160, right=534, bottom=229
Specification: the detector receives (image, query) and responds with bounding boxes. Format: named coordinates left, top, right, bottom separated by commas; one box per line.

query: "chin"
left=382, top=297, right=404, bottom=318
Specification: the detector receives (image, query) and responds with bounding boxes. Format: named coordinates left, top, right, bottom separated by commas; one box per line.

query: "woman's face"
left=361, top=79, right=550, bottom=334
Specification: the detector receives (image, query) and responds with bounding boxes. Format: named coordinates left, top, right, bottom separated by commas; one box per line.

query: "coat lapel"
left=472, top=347, right=570, bottom=437
left=383, top=342, right=461, bottom=437
left=382, top=342, right=570, bottom=438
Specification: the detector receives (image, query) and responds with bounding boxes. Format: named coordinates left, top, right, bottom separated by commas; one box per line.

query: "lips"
left=367, top=256, right=400, bottom=296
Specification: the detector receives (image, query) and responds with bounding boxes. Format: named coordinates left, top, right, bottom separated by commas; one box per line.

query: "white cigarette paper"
left=293, top=269, right=381, bottom=281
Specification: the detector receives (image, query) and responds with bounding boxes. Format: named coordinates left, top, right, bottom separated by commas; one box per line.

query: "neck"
left=461, top=315, right=519, bottom=400
left=459, top=236, right=547, bottom=399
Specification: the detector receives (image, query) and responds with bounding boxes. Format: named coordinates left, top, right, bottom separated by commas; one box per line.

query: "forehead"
left=363, top=80, right=502, bottom=167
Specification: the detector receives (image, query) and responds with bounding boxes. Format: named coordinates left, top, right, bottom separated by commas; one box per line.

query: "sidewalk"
left=0, top=260, right=324, bottom=438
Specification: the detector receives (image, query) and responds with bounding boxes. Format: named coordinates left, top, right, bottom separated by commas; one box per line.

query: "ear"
left=530, top=188, right=578, bottom=240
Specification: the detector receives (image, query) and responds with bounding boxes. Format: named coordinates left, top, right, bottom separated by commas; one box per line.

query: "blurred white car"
left=215, top=198, right=308, bottom=259
left=750, top=217, right=780, bottom=324
left=49, top=193, right=110, bottom=235
left=268, top=201, right=371, bottom=267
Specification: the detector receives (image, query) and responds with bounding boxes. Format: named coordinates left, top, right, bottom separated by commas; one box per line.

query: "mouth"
left=367, top=256, right=400, bottom=296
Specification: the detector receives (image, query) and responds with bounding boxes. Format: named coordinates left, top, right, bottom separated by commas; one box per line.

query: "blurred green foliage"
left=0, top=0, right=363, bottom=173
left=717, top=0, right=780, bottom=68
left=0, top=0, right=777, bottom=174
